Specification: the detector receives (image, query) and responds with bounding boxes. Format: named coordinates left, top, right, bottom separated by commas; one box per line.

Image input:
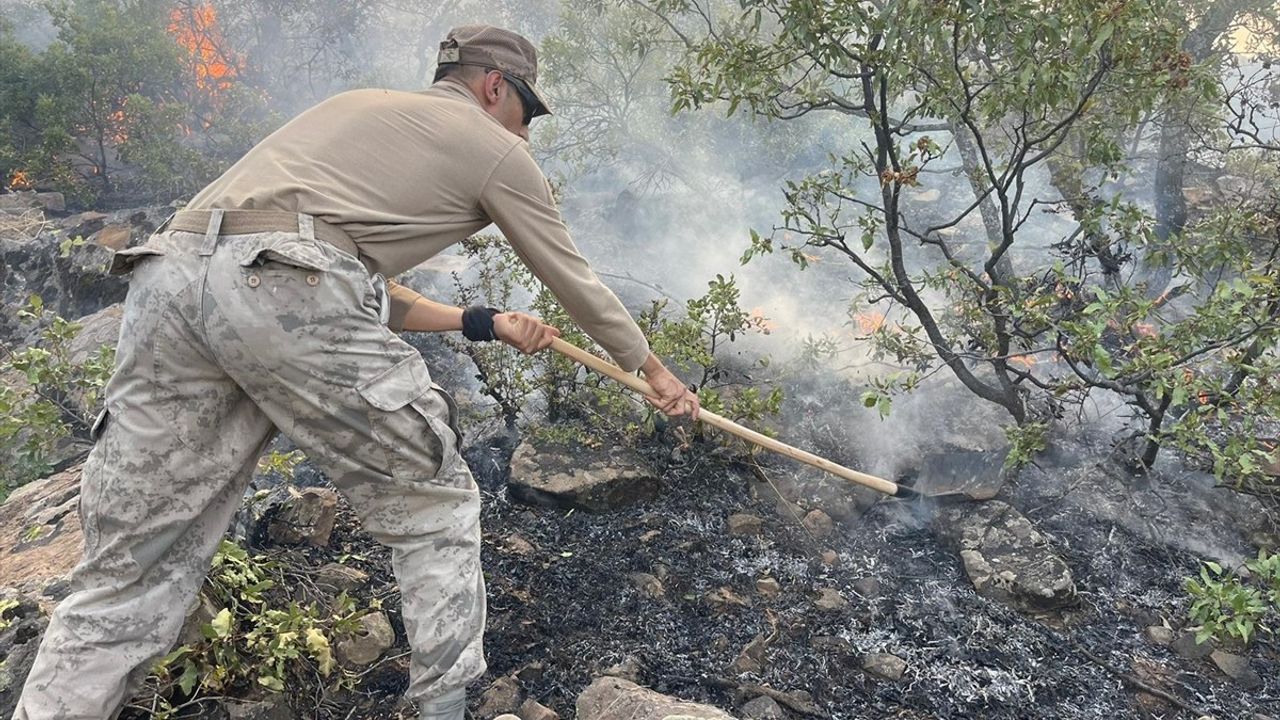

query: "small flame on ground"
left=7, top=171, right=31, bottom=191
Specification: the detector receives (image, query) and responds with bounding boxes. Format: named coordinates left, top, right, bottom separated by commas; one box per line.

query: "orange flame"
left=748, top=307, right=776, bottom=334
left=168, top=3, right=241, bottom=96
left=7, top=170, right=31, bottom=191
left=1008, top=354, right=1038, bottom=369
left=855, top=311, right=886, bottom=335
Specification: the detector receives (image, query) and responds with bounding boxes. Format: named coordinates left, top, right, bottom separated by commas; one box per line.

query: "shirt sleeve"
left=386, top=279, right=425, bottom=332
left=478, top=144, right=650, bottom=372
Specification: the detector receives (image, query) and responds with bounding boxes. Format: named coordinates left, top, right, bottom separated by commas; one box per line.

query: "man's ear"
left=482, top=70, right=505, bottom=105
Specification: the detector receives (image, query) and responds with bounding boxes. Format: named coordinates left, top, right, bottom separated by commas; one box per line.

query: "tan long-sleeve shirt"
left=188, top=79, right=650, bottom=371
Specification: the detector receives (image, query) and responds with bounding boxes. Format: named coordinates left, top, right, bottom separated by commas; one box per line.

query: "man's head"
left=434, top=25, right=551, bottom=141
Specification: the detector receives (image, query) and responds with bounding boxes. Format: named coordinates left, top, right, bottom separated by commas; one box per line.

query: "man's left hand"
left=494, top=311, right=561, bottom=354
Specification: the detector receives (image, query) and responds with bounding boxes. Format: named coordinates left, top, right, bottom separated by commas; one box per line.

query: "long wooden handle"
left=548, top=337, right=913, bottom=497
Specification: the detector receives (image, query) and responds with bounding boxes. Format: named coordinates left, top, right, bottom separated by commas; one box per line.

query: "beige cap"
left=438, top=25, right=551, bottom=118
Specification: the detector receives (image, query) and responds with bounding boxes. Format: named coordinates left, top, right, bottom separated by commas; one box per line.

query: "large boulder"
left=0, top=466, right=87, bottom=716
left=576, top=677, right=735, bottom=720
left=507, top=440, right=660, bottom=513
left=0, top=205, right=168, bottom=348
left=934, top=500, right=1077, bottom=613
left=0, top=465, right=85, bottom=610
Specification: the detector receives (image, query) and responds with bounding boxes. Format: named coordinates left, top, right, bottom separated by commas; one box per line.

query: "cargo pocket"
left=356, top=354, right=464, bottom=487
left=107, top=245, right=166, bottom=275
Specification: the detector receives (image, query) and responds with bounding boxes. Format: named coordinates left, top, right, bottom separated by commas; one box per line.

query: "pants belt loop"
left=298, top=213, right=316, bottom=242
left=199, top=209, right=224, bottom=256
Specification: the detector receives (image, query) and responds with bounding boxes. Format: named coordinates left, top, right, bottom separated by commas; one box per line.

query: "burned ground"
left=225, top=419, right=1278, bottom=720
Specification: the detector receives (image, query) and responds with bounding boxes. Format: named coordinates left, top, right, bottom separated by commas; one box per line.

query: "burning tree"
left=640, top=0, right=1280, bottom=500
left=0, top=0, right=268, bottom=207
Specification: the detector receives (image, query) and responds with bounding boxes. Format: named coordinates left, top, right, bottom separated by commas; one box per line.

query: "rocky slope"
left=1, top=200, right=1277, bottom=719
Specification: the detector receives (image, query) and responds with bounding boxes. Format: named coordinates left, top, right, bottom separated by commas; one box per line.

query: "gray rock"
left=313, top=563, right=368, bottom=593
left=740, top=696, right=784, bottom=720
left=730, top=633, right=770, bottom=675
left=802, top=509, right=834, bottom=538
left=814, top=588, right=847, bottom=611
left=602, top=656, right=642, bottom=683
left=519, top=698, right=560, bottom=720
left=263, top=486, right=338, bottom=547
left=1210, top=650, right=1262, bottom=690
left=508, top=440, right=660, bottom=513
left=629, top=573, right=665, bottom=599
left=478, top=675, right=523, bottom=718
left=576, top=677, right=736, bottom=720
left=1171, top=631, right=1213, bottom=660
left=755, top=577, right=780, bottom=597
left=222, top=696, right=294, bottom=720
left=727, top=513, right=764, bottom=536
left=1143, top=625, right=1174, bottom=646
left=705, top=586, right=750, bottom=611
left=1, top=205, right=167, bottom=350
left=852, top=577, right=881, bottom=598
left=862, top=652, right=907, bottom=681
left=335, top=611, right=394, bottom=666
left=934, top=501, right=1076, bottom=613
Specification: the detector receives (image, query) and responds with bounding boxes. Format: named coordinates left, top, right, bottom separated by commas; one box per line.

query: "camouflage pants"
left=14, top=214, right=486, bottom=719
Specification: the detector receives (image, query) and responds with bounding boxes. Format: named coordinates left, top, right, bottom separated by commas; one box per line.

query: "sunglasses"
left=501, top=72, right=539, bottom=126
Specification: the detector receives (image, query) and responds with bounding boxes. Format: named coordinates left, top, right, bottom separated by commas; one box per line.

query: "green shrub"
left=447, top=235, right=782, bottom=447
left=138, top=540, right=368, bottom=717
left=0, top=295, right=114, bottom=500
left=1185, top=550, right=1280, bottom=645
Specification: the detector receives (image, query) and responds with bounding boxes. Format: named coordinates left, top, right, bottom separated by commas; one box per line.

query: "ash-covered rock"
left=507, top=439, right=660, bottom=512
left=934, top=500, right=1078, bottom=613
left=575, top=677, right=735, bottom=720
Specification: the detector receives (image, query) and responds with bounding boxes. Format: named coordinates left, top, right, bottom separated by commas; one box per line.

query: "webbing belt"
left=165, top=209, right=363, bottom=264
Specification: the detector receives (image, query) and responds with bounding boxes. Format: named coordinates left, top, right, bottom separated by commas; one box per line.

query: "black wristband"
left=462, top=306, right=501, bottom=342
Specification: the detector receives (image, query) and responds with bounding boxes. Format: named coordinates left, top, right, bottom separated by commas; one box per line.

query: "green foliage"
left=1185, top=550, right=1280, bottom=645
left=141, top=540, right=366, bottom=715
left=1004, top=422, right=1049, bottom=471
left=448, top=234, right=781, bottom=447
left=0, top=0, right=279, bottom=208
left=649, top=0, right=1280, bottom=487
left=256, top=450, right=305, bottom=484
left=0, top=295, right=114, bottom=500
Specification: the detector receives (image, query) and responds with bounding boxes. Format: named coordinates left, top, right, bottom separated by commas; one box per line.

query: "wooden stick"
left=549, top=338, right=913, bottom=498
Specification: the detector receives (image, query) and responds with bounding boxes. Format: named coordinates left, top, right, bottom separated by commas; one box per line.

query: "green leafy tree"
left=638, top=0, right=1280, bottom=498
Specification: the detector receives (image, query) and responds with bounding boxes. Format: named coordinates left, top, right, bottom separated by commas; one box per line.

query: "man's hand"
left=640, top=355, right=700, bottom=419
left=494, top=311, right=561, bottom=354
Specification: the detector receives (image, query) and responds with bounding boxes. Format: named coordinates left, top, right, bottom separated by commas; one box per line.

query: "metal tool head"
left=894, top=448, right=1007, bottom=501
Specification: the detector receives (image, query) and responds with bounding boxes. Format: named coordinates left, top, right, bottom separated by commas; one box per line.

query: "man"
left=15, top=24, right=698, bottom=720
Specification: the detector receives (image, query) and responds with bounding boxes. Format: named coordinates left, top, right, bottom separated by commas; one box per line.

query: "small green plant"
left=256, top=449, right=305, bottom=483
left=448, top=235, right=783, bottom=448
left=1185, top=552, right=1279, bottom=645
left=0, top=295, right=115, bottom=500
left=140, top=540, right=367, bottom=714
